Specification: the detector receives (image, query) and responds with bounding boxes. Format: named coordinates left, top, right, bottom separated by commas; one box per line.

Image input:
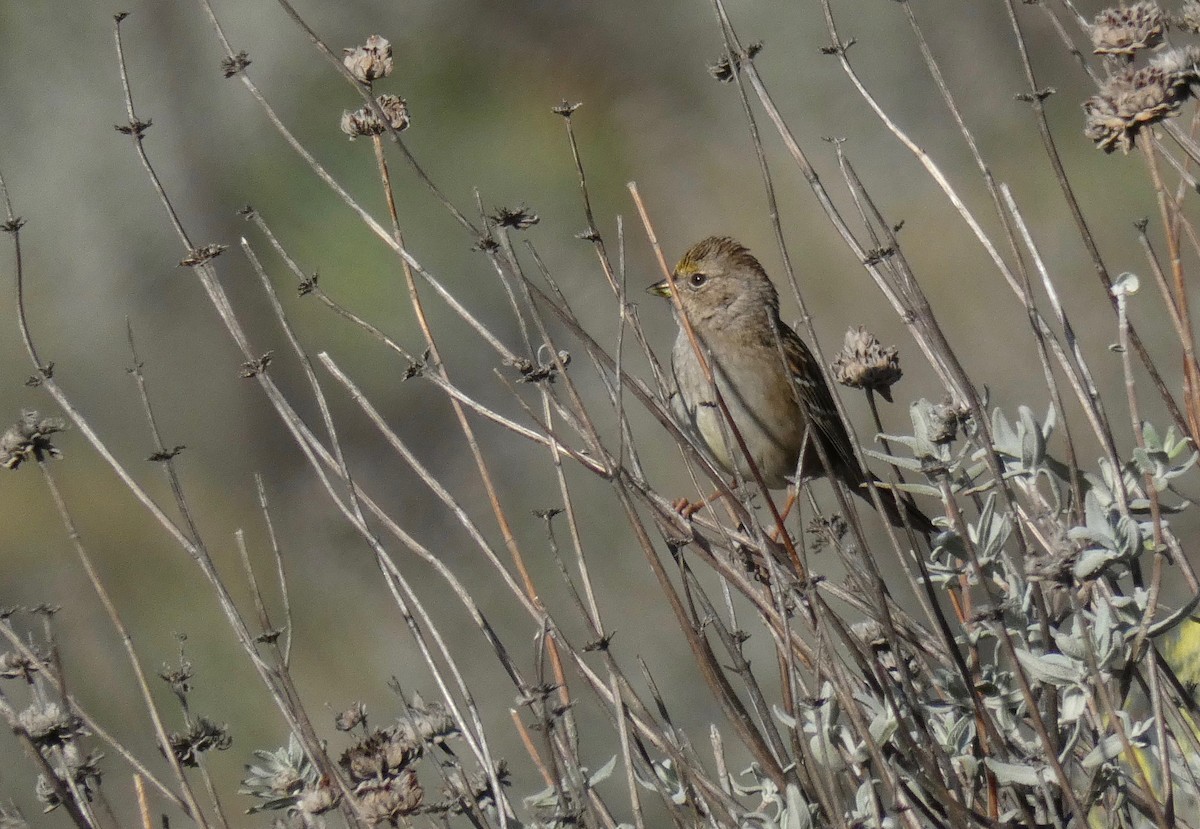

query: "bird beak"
left=647, top=278, right=672, bottom=298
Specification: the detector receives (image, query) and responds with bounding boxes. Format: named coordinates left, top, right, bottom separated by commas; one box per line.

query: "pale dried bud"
left=342, top=35, right=393, bottom=83
left=1091, top=2, right=1164, bottom=55
left=830, top=326, right=902, bottom=401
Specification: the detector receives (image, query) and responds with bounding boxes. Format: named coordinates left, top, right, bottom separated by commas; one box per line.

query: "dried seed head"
left=1084, top=63, right=1193, bottom=152
left=489, top=205, right=539, bottom=230
left=375, top=94, right=410, bottom=131
left=342, top=35, right=393, bottom=83
left=19, top=701, right=83, bottom=747
left=221, top=51, right=251, bottom=78
left=850, top=620, right=886, bottom=648
left=35, top=749, right=102, bottom=812
left=335, top=701, right=368, bottom=732
left=926, top=399, right=960, bottom=445
left=340, top=95, right=410, bottom=140
left=1151, top=44, right=1200, bottom=76
left=0, top=802, right=29, bottom=829
left=1091, top=2, right=1164, bottom=55
left=0, top=650, right=40, bottom=681
left=158, top=660, right=193, bottom=698
left=0, top=411, right=66, bottom=470
left=356, top=769, right=423, bottom=825
left=339, top=727, right=417, bottom=782
left=448, top=762, right=510, bottom=814
left=340, top=108, right=382, bottom=139
left=167, top=717, right=232, bottom=767
left=708, top=41, right=763, bottom=82
left=178, top=243, right=226, bottom=267
left=1179, top=0, right=1200, bottom=32
left=297, top=780, right=341, bottom=816
left=393, top=695, right=458, bottom=750
left=830, top=326, right=903, bottom=401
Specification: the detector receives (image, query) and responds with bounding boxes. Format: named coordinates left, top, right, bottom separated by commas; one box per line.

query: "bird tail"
left=853, top=477, right=935, bottom=537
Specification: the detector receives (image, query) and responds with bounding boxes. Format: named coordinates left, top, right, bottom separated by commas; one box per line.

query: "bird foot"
left=672, top=497, right=707, bottom=519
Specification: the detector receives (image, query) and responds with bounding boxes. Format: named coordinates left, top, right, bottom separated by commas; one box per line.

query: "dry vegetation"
left=5, top=1, right=1200, bottom=827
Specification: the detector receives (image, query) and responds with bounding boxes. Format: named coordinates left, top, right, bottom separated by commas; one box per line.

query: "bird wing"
left=779, top=324, right=864, bottom=483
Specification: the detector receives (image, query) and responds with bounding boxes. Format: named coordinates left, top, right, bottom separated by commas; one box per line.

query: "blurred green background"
left=1, top=0, right=1193, bottom=823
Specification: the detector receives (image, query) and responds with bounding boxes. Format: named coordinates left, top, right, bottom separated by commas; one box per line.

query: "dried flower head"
left=178, top=243, right=226, bottom=267
left=1091, top=2, right=1164, bottom=55
left=439, top=762, right=510, bottom=815
left=339, top=726, right=417, bottom=782
left=356, top=769, right=423, bottom=825
left=335, top=701, right=368, bottom=732
left=221, top=51, right=251, bottom=78
left=830, top=326, right=903, bottom=401
left=708, top=41, right=763, bottom=82
left=35, top=748, right=103, bottom=812
left=339, top=109, right=379, bottom=139
left=393, top=695, right=458, bottom=751
left=0, top=411, right=66, bottom=470
left=159, top=659, right=193, bottom=699
left=340, top=94, right=410, bottom=139
left=0, top=650, right=41, bottom=682
left=806, top=514, right=849, bottom=550
left=0, top=802, right=29, bottom=829
left=489, top=205, right=539, bottom=230
left=1151, top=44, right=1200, bottom=76
left=376, top=94, right=409, bottom=130
left=168, top=717, right=232, bottom=767
left=1084, top=63, right=1195, bottom=152
left=1178, top=0, right=1200, bottom=33
left=925, top=399, right=961, bottom=445
left=19, top=701, right=84, bottom=747
left=297, top=780, right=341, bottom=816
left=342, top=35, right=393, bottom=83
left=551, top=100, right=581, bottom=117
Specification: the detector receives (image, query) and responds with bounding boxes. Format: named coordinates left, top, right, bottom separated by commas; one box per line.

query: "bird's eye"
left=689, top=272, right=707, bottom=287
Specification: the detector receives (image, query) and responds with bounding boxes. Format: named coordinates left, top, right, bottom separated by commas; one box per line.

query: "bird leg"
left=767, top=489, right=799, bottom=542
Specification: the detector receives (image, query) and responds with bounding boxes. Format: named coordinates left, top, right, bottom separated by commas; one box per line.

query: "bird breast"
left=672, top=330, right=807, bottom=488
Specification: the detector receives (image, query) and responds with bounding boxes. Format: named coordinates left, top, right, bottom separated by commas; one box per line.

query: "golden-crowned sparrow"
left=650, top=236, right=932, bottom=534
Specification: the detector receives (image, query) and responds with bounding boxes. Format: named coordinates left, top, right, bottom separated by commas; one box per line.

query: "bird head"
left=648, top=236, right=779, bottom=330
